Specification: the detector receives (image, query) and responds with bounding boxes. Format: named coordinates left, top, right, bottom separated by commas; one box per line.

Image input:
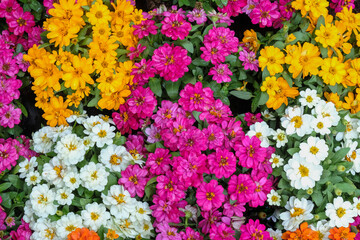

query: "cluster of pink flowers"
left=114, top=82, right=274, bottom=239
left=330, top=0, right=355, bottom=12
left=219, top=0, right=294, bottom=29
left=0, top=136, right=37, bottom=174
left=0, top=0, right=42, bottom=128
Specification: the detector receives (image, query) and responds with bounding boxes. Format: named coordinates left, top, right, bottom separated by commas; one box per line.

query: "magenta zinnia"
left=196, top=179, right=225, bottom=211
left=161, top=13, right=192, bottom=40
left=151, top=43, right=191, bottom=82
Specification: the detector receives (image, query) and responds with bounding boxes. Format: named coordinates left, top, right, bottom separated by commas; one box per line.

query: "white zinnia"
left=32, top=126, right=55, bottom=154
left=247, top=121, right=275, bottom=147
left=31, top=218, right=59, bottom=240
left=312, top=116, right=331, bottom=135
left=102, top=185, right=136, bottom=219
left=325, top=197, right=356, bottom=227
left=272, top=129, right=288, bottom=148
left=89, top=122, right=116, bottom=148
left=42, top=157, right=67, bottom=187
left=299, top=89, right=320, bottom=108
left=281, top=106, right=314, bottom=137
left=63, top=169, right=81, bottom=190
left=81, top=202, right=110, bottom=231
left=353, top=197, right=360, bottom=216
left=99, top=144, right=133, bottom=172
left=19, top=157, right=38, bottom=178
left=279, top=196, right=314, bottom=231
left=267, top=228, right=282, bottom=240
left=54, top=134, right=86, bottom=166
left=56, top=213, right=83, bottom=238
left=284, top=153, right=323, bottom=190
left=25, top=171, right=42, bottom=186
left=80, top=162, right=109, bottom=192
left=312, top=100, right=340, bottom=127
left=267, top=190, right=281, bottom=206
left=66, top=110, right=88, bottom=124
left=299, top=136, right=329, bottom=164
left=83, top=115, right=105, bottom=135
left=55, top=188, right=74, bottom=205
left=269, top=153, right=284, bottom=168
left=130, top=201, right=151, bottom=223
left=309, top=220, right=331, bottom=240
left=30, top=184, right=57, bottom=218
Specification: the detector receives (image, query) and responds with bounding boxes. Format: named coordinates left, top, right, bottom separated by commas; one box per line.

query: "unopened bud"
left=306, top=188, right=313, bottom=195
left=56, top=210, right=63, bottom=216
left=337, top=165, right=346, bottom=172
left=335, top=188, right=342, bottom=196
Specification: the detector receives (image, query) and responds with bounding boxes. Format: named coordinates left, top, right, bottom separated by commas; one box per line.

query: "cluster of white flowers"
left=262, top=89, right=360, bottom=232
left=19, top=114, right=152, bottom=239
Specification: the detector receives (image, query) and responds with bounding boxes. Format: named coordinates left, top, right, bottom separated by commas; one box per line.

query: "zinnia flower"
left=67, top=228, right=100, bottom=240
left=161, top=13, right=192, bottom=40
left=196, top=179, right=225, bottom=211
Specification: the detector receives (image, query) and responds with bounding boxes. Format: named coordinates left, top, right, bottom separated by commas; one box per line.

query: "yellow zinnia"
left=111, top=0, right=134, bottom=26
left=86, top=0, right=112, bottom=26
left=49, top=0, right=85, bottom=26
left=62, top=55, right=95, bottom=90
left=43, top=96, right=73, bottom=127
left=342, top=91, right=360, bottom=114
left=318, top=57, right=346, bottom=86
left=258, top=46, right=285, bottom=76
left=261, top=76, right=279, bottom=96
left=285, top=42, right=323, bottom=78
left=266, top=77, right=299, bottom=110
left=315, top=23, right=340, bottom=48
left=45, top=18, right=80, bottom=47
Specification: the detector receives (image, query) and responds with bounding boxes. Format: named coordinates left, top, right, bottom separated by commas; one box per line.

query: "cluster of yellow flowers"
left=259, top=4, right=360, bottom=113
left=24, top=0, right=143, bottom=126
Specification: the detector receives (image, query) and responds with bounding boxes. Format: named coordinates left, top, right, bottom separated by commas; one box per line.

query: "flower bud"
left=258, top=212, right=267, bottom=219
left=56, top=210, right=63, bottom=216
left=335, top=188, right=342, bottom=196
left=314, top=214, right=320, bottom=220
left=306, top=188, right=313, bottom=195
left=337, top=165, right=346, bottom=172
left=198, top=75, right=203, bottom=81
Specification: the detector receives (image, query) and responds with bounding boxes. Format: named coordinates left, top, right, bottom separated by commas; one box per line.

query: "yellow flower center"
left=95, top=11, right=103, bottom=19
left=306, top=95, right=313, bottom=103
left=65, top=225, right=76, bottom=232
left=91, top=212, right=99, bottom=220
left=30, top=175, right=37, bottom=181
left=206, top=192, right=215, bottom=200
left=277, top=133, right=285, bottom=141
left=271, top=195, right=278, bottom=202
left=38, top=194, right=48, bottom=204
left=310, top=146, right=319, bottom=155
left=317, top=122, right=324, bottom=129
left=65, top=143, right=77, bottom=151
left=138, top=208, right=145, bottom=214
left=291, top=116, right=303, bottom=128
left=70, top=177, right=76, bottom=184
left=336, top=207, right=346, bottom=218
left=256, top=132, right=262, bottom=138
left=299, top=164, right=309, bottom=177
left=61, top=192, right=68, bottom=199
left=110, top=154, right=122, bottom=165
left=272, top=157, right=279, bottom=164
left=290, top=207, right=305, bottom=217
left=91, top=171, right=98, bottom=180
left=53, top=166, right=63, bottom=178
left=98, top=130, right=107, bottom=138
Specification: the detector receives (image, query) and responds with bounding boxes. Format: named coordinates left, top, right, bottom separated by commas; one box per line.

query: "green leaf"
left=316, top=15, right=325, bottom=29
left=146, top=176, right=157, bottom=187
left=230, top=90, right=253, bottom=100
left=79, top=38, right=93, bottom=46
left=29, top=0, right=42, bottom=11
left=87, top=96, right=99, bottom=107
left=14, top=100, right=28, bottom=117
left=332, top=148, right=350, bottom=163
left=179, top=0, right=190, bottom=6
left=192, top=111, right=201, bottom=122
left=258, top=92, right=269, bottom=106
left=335, top=182, right=356, bottom=194
left=192, top=58, right=209, bottom=67
left=80, top=198, right=93, bottom=207
left=177, top=40, right=194, bottom=53
left=0, top=182, right=12, bottom=192
left=145, top=143, right=156, bottom=153
left=149, top=78, right=162, bottom=97
left=116, top=49, right=129, bottom=56
left=238, top=70, right=247, bottom=80
left=8, top=175, right=23, bottom=189
left=287, top=148, right=300, bottom=155
left=312, top=191, right=323, bottom=206
left=164, top=80, right=181, bottom=100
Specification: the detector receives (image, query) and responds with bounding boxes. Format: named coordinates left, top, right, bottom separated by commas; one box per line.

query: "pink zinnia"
left=200, top=41, right=226, bottom=65
left=145, top=124, right=162, bottom=143
left=156, top=223, right=181, bottom=240
left=218, top=0, right=247, bottom=17
left=196, top=179, right=225, bottom=211
left=330, top=0, right=355, bottom=13
left=238, top=50, right=259, bottom=71
left=278, top=0, right=294, bottom=20
left=243, top=112, right=263, bottom=126
left=178, top=127, right=207, bottom=152
left=7, top=8, right=35, bottom=35
left=161, top=13, right=192, bottom=40
left=112, top=104, right=139, bottom=134
left=151, top=194, right=187, bottom=224
left=234, top=135, right=267, bottom=169
left=163, top=6, right=186, bottom=17
left=173, top=151, right=207, bottom=188
left=160, top=116, right=190, bottom=151
left=156, top=172, right=186, bottom=202
left=131, top=59, right=156, bottom=85
left=178, top=82, right=214, bottom=112
left=249, top=170, right=273, bottom=208
left=187, top=8, right=207, bottom=24
left=127, top=87, right=157, bottom=119
left=222, top=119, right=244, bottom=150
left=206, top=27, right=239, bottom=54
left=202, top=124, right=225, bottom=150
left=125, top=134, right=147, bottom=158
left=208, top=64, right=233, bottom=83
left=118, top=164, right=148, bottom=197
left=0, top=0, right=20, bottom=18
left=208, top=148, right=236, bottom=179
left=227, top=174, right=256, bottom=203
left=239, top=219, right=272, bottom=240
left=26, top=26, right=44, bottom=50
left=152, top=100, right=179, bottom=128
left=0, top=141, right=18, bottom=173
left=199, top=210, right=222, bottom=234
left=199, top=99, right=232, bottom=124
left=209, top=223, right=235, bottom=240
left=250, top=0, right=280, bottom=28
left=146, top=148, right=172, bottom=176
left=152, top=43, right=191, bottom=82
left=0, top=104, right=21, bottom=128
left=9, top=219, right=32, bottom=240
left=14, top=53, right=29, bottom=72
left=0, top=53, right=19, bottom=77
left=180, top=227, right=204, bottom=240
left=133, top=19, right=159, bottom=39
left=223, top=198, right=246, bottom=217
left=127, top=44, right=146, bottom=60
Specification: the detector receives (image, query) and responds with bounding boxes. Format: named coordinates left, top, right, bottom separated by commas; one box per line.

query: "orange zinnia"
left=329, top=226, right=356, bottom=240
left=282, top=222, right=319, bottom=240
left=67, top=228, right=100, bottom=240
